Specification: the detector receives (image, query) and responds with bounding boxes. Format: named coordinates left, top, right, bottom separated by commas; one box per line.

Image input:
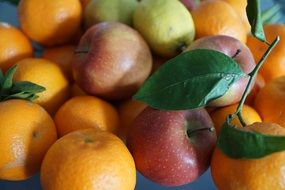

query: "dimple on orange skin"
left=13, top=58, right=70, bottom=115
left=211, top=122, right=285, bottom=190
left=0, top=99, right=57, bottom=181
left=40, top=128, right=136, bottom=190
left=18, top=0, right=82, bottom=46
left=247, top=24, right=285, bottom=83
left=0, top=22, right=33, bottom=71
left=191, top=0, right=247, bottom=43
left=54, top=95, right=120, bottom=137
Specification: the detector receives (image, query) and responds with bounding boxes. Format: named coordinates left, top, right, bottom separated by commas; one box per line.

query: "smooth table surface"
left=0, top=1, right=278, bottom=189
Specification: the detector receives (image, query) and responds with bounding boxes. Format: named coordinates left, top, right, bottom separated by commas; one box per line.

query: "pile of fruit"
left=0, top=0, right=285, bottom=189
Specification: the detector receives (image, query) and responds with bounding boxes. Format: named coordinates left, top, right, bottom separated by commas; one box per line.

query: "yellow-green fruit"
left=133, top=0, right=195, bottom=58
left=84, top=0, right=137, bottom=28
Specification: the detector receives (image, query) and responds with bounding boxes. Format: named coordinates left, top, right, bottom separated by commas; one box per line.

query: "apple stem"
left=231, top=36, right=280, bottom=127
left=231, top=49, right=241, bottom=59
left=187, top=127, right=215, bottom=136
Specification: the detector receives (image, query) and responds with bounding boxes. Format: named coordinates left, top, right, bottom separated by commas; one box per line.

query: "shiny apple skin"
left=127, top=107, right=216, bottom=186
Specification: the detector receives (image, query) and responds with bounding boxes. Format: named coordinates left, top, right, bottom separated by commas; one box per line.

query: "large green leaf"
left=217, top=121, right=285, bottom=159
left=133, top=49, right=246, bottom=110
left=246, top=0, right=266, bottom=42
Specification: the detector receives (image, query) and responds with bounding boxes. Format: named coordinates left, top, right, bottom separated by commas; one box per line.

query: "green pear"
left=84, top=0, right=137, bottom=28
left=133, top=0, right=195, bottom=58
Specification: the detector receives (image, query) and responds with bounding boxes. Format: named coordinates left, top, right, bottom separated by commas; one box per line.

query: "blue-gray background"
left=0, top=1, right=280, bottom=190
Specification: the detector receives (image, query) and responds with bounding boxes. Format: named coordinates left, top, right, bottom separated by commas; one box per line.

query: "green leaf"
left=246, top=0, right=266, bottom=42
left=0, top=65, right=45, bottom=102
left=1, top=65, right=17, bottom=91
left=11, top=81, right=46, bottom=94
left=133, top=49, right=246, bottom=110
left=217, top=121, right=285, bottom=159
left=0, top=0, right=20, bottom=5
left=27, top=94, right=39, bottom=101
left=3, top=92, right=34, bottom=101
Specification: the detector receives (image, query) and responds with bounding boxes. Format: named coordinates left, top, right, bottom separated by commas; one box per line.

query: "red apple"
left=72, top=22, right=152, bottom=100
left=186, top=35, right=255, bottom=107
left=127, top=107, right=216, bottom=186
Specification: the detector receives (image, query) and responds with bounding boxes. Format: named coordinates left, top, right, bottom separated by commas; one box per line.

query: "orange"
left=118, top=99, right=147, bottom=139
left=70, top=83, right=86, bottom=97
left=54, top=96, right=120, bottom=137
left=211, top=122, right=285, bottom=190
left=14, top=58, right=70, bottom=115
left=42, top=45, right=76, bottom=82
left=245, top=74, right=265, bottom=106
left=247, top=24, right=285, bottom=82
left=40, top=128, right=136, bottom=190
left=210, top=104, right=262, bottom=135
left=191, top=0, right=247, bottom=43
left=222, top=0, right=251, bottom=33
left=0, top=22, right=33, bottom=71
left=0, top=99, right=57, bottom=180
left=254, top=76, right=285, bottom=127
left=18, top=0, right=82, bottom=46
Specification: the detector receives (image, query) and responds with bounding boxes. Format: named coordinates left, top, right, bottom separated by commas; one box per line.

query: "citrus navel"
left=40, top=128, right=136, bottom=190
left=0, top=99, right=57, bottom=181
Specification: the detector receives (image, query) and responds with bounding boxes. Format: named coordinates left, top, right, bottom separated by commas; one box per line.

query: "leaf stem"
left=233, top=36, right=280, bottom=126
left=237, top=112, right=246, bottom=127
